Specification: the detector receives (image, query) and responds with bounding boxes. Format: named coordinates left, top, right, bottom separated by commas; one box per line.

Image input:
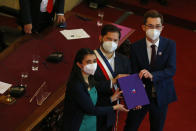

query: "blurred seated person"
left=0, top=30, right=7, bottom=52
left=140, top=0, right=168, bottom=5
left=19, top=0, right=66, bottom=34
left=63, top=48, right=129, bottom=131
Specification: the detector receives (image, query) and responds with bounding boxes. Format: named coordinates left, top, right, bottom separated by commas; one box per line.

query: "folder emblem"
left=131, top=89, right=136, bottom=94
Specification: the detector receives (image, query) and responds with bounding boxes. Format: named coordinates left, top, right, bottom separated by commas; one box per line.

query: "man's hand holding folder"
left=139, top=69, right=153, bottom=81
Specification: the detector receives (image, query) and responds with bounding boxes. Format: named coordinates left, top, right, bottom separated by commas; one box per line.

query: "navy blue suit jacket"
left=63, top=79, right=115, bottom=131
left=94, top=52, right=131, bottom=131
left=130, top=36, right=177, bottom=106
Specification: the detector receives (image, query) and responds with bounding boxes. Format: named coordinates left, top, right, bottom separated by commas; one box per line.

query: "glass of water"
left=97, top=20, right=103, bottom=27
left=97, top=11, right=104, bottom=27
left=20, top=72, right=28, bottom=87
left=98, top=11, right=104, bottom=20
left=32, top=55, right=40, bottom=71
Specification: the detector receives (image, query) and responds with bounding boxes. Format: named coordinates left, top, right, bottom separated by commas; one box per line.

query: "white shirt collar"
left=100, top=47, right=116, bottom=60
left=146, top=38, right=159, bottom=48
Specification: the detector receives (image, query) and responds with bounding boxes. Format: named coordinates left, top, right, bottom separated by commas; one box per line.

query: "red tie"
left=47, top=0, right=53, bottom=13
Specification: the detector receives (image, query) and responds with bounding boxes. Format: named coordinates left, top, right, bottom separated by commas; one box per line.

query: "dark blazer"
left=94, top=53, right=132, bottom=106
left=130, top=36, right=177, bottom=106
left=63, top=79, right=115, bottom=131
left=94, top=52, right=132, bottom=131
left=19, top=0, right=65, bottom=25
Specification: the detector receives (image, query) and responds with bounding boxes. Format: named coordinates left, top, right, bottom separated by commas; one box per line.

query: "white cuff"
left=110, top=80, right=113, bottom=89
left=56, top=13, right=64, bottom=16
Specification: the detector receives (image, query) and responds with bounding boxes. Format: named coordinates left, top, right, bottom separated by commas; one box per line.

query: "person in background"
left=124, top=9, right=177, bottom=131
left=0, top=30, right=7, bottom=52
left=19, top=0, right=66, bottom=34
left=140, top=0, right=168, bottom=6
left=63, top=48, right=129, bottom=131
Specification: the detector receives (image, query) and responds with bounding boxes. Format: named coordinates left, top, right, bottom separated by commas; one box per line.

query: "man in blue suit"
left=124, top=10, right=177, bottom=131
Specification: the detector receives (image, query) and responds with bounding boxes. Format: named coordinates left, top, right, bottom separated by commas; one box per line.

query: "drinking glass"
left=32, top=55, right=40, bottom=71
left=20, top=72, right=28, bottom=87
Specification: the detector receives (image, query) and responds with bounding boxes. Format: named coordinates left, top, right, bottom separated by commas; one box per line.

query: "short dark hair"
left=101, top=24, right=121, bottom=39
left=144, top=10, right=164, bottom=24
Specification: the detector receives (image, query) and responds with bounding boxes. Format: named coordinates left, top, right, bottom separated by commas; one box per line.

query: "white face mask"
left=83, top=63, right=97, bottom=75
left=102, top=41, right=118, bottom=53
left=146, top=29, right=161, bottom=40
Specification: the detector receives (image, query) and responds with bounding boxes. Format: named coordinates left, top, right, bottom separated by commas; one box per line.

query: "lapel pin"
left=158, top=52, right=162, bottom=56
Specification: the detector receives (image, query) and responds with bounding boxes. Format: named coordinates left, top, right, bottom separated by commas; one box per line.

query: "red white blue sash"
left=94, top=49, right=115, bottom=80
left=94, top=49, right=119, bottom=131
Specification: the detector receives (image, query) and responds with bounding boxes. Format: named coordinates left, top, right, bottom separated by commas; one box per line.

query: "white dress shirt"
left=40, top=0, right=63, bottom=15
left=40, top=0, right=55, bottom=12
left=146, top=38, right=159, bottom=64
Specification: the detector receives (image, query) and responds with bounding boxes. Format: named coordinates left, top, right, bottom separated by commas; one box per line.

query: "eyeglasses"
left=145, top=24, right=163, bottom=29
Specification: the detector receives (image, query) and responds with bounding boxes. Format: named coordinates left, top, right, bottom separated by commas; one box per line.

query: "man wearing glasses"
left=124, top=10, right=177, bottom=131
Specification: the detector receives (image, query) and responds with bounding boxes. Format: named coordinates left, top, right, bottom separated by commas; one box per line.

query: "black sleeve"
left=95, top=80, right=112, bottom=94
left=116, top=53, right=132, bottom=74
left=56, top=0, right=65, bottom=14
left=70, top=83, right=114, bottom=116
left=124, top=55, right=132, bottom=74
left=130, top=44, right=140, bottom=73
left=19, top=0, right=32, bottom=24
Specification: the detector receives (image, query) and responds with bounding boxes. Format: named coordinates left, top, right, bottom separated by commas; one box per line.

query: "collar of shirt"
left=100, top=47, right=115, bottom=71
left=100, top=47, right=116, bottom=60
left=146, top=38, right=159, bottom=63
left=146, top=38, right=159, bottom=48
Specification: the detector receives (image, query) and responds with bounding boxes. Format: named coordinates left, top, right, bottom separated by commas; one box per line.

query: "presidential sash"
left=94, top=49, right=115, bottom=80
left=94, top=49, right=119, bottom=131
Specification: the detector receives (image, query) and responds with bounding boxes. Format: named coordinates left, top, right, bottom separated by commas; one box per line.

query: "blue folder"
left=118, top=74, right=150, bottom=109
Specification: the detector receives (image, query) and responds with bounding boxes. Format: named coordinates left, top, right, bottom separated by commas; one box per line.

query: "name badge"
left=158, top=52, right=162, bottom=56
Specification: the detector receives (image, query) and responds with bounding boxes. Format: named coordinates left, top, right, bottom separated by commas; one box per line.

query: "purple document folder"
left=118, top=74, right=150, bottom=109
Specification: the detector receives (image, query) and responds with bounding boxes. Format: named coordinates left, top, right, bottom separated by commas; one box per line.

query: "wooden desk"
left=0, top=12, right=135, bottom=131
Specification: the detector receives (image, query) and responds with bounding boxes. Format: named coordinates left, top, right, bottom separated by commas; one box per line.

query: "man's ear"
left=161, top=26, right=164, bottom=31
left=76, top=62, right=82, bottom=69
left=99, top=35, right=102, bottom=42
left=141, top=25, right=146, bottom=32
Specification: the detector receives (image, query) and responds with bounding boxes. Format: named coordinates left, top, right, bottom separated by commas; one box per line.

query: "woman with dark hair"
left=63, top=48, right=128, bottom=131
